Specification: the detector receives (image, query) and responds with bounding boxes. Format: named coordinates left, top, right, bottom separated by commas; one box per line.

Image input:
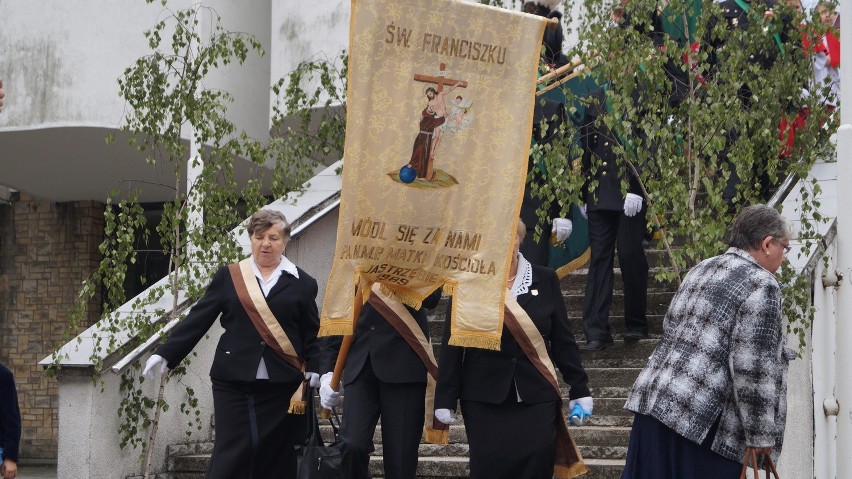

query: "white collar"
left=509, top=253, right=533, bottom=298
left=249, top=255, right=299, bottom=280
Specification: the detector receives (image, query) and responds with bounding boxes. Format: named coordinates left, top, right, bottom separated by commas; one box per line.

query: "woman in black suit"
left=318, top=287, right=442, bottom=478
left=142, top=209, right=321, bottom=479
left=434, top=219, right=592, bottom=479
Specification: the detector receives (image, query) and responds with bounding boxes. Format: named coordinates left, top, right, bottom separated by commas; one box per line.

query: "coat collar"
left=512, top=256, right=540, bottom=307
left=249, top=255, right=300, bottom=300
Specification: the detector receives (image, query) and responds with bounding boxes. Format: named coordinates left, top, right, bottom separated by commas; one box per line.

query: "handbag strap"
left=304, top=389, right=324, bottom=447
left=304, top=388, right=342, bottom=446
left=739, top=448, right=781, bottom=479
left=328, top=406, right=341, bottom=437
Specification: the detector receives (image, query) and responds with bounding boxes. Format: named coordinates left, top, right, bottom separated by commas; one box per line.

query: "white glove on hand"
left=142, top=354, right=168, bottom=380
left=623, top=193, right=643, bottom=217
left=319, top=372, right=341, bottom=409
left=579, top=204, right=588, bottom=219
left=551, top=218, right=573, bottom=244
left=305, top=372, right=321, bottom=388
left=435, top=408, right=456, bottom=425
left=569, top=396, right=594, bottom=416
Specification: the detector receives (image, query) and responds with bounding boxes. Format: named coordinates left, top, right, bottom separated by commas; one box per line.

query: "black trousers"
left=207, top=379, right=304, bottom=479
left=461, top=391, right=558, bottom=479
left=338, top=357, right=427, bottom=479
left=581, top=209, right=648, bottom=342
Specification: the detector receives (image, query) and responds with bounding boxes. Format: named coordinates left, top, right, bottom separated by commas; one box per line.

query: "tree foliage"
left=50, top=1, right=327, bottom=452
left=531, top=0, right=836, bottom=347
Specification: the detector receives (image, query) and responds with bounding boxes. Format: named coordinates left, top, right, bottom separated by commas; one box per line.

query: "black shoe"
left=624, top=332, right=647, bottom=344
left=580, top=340, right=613, bottom=351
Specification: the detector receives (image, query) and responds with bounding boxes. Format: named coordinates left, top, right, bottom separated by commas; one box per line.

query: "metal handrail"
left=767, top=173, right=800, bottom=209
left=766, top=168, right=837, bottom=280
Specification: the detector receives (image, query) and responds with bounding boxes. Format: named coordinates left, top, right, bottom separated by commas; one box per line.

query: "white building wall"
left=0, top=0, right=270, bottom=136
left=57, top=346, right=216, bottom=479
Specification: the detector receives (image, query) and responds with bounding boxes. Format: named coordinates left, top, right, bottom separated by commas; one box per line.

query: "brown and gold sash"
left=228, top=259, right=308, bottom=414
left=368, top=283, right=449, bottom=445
left=503, top=295, right=588, bottom=479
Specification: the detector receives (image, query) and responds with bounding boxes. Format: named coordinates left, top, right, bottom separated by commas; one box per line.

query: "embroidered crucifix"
left=408, top=63, right=469, bottom=180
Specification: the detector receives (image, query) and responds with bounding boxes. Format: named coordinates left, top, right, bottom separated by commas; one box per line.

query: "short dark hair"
left=725, top=204, right=790, bottom=250
left=247, top=209, right=291, bottom=239
left=426, top=87, right=437, bottom=96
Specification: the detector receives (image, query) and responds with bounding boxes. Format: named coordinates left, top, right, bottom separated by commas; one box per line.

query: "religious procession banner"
left=319, top=0, right=549, bottom=350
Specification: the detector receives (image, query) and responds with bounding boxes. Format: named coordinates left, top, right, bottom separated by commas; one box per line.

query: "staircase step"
left=560, top=265, right=679, bottom=292
left=586, top=367, right=643, bottom=389
left=563, top=291, right=675, bottom=317
left=365, top=456, right=627, bottom=478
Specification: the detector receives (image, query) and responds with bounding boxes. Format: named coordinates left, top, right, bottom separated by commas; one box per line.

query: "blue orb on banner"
left=399, top=165, right=417, bottom=184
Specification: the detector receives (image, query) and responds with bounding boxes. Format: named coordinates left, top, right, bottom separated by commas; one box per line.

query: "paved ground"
left=16, top=466, right=57, bottom=479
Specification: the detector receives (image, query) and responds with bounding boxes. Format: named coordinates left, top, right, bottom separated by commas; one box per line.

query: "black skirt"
left=207, top=379, right=304, bottom=479
left=461, top=392, right=559, bottom=479
left=621, top=413, right=742, bottom=479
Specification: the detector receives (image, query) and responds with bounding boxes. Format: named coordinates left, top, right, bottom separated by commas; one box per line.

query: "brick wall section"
left=0, top=193, right=103, bottom=462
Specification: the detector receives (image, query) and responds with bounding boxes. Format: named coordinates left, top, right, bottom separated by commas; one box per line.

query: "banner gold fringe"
left=442, top=280, right=458, bottom=296
left=379, top=284, right=424, bottom=310
left=555, top=461, right=589, bottom=478
left=318, top=322, right=354, bottom=337
left=288, top=400, right=306, bottom=415
left=424, top=427, right=449, bottom=445
left=448, top=334, right=502, bottom=351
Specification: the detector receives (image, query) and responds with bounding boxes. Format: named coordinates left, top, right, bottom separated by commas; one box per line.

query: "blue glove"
left=568, top=396, right=594, bottom=426
left=569, top=403, right=589, bottom=426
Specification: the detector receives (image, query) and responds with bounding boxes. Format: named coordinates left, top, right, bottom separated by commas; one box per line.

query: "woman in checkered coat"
left=621, top=205, right=797, bottom=478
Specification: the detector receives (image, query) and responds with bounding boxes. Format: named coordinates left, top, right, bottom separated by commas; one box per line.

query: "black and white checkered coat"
left=624, top=247, right=795, bottom=463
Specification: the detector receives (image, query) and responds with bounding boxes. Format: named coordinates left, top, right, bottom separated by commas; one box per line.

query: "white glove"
left=142, top=354, right=168, bottom=379
left=569, top=396, right=594, bottom=415
left=319, top=372, right=341, bottom=409
left=551, top=218, right=573, bottom=243
left=435, top=408, right=456, bottom=425
left=623, top=193, right=643, bottom=217
left=305, top=372, right=321, bottom=388
left=579, top=204, right=588, bottom=219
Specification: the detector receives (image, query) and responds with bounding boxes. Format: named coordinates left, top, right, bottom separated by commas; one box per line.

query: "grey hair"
left=725, top=204, right=790, bottom=250
left=247, top=209, right=291, bottom=239
left=516, top=218, right=527, bottom=241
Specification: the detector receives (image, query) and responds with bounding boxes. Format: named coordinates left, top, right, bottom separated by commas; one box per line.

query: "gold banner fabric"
left=320, top=0, right=547, bottom=350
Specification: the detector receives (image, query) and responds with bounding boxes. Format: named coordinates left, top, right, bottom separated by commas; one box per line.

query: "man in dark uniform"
left=578, top=87, right=649, bottom=351
left=319, top=288, right=442, bottom=479
left=519, top=0, right=577, bottom=267
left=705, top=0, right=795, bottom=203
left=521, top=94, right=574, bottom=266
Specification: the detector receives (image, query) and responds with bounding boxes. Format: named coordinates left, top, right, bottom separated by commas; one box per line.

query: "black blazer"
left=435, top=264, right=590, bottom=409
left=580, top=87, right=644, bottom=213
left=156, top=265, right=321, bottom=384
left=320, top=288, right=442, bottom=385
left=521, top=96, right=571, bottom=232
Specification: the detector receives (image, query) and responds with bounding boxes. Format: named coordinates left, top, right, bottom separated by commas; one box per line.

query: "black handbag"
left=296, top=391, right=347, bottom=479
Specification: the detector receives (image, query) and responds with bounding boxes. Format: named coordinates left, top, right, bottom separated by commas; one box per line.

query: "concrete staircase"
left=159, top=248, right=678, bottom=479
